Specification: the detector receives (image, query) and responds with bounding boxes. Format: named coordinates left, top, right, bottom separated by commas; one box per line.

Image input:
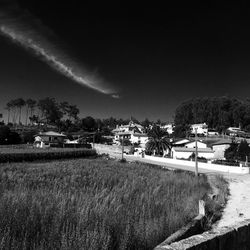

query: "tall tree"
left=146, top=125, right=171, bottom=156
left=5, top=101, right=12, bottom=124
left=25, top=99, right=37, bottom=125
left=68, top=105, right=79, bottom=121
left=15, top=98, right=25, bottom=125
left=38, top=97, right=63, bottom=125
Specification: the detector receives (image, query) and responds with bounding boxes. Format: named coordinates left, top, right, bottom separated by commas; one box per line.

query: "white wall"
left=129, top=155, right=250, bottom=174
left=213, top=144, right=230, bottom=159
left=172, top=150, right=214, bottom=160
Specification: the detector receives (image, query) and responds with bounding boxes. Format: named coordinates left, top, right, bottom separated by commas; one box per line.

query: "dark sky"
left=1, top=1, right=250, bottom=122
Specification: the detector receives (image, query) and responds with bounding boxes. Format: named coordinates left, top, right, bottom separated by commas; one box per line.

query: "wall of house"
left=172, top=150, right=214, bottom=160
left=213, top=144, right=230, bottom=159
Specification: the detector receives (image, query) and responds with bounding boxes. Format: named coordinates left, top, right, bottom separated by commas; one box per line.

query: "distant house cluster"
left=112, top=121, right=149, bottom=147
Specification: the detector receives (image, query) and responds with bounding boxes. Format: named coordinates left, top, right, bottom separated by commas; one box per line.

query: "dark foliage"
left=174, top=97, right=250, bottom=133
left=225, top=139, right=250, bottom=162
left=0, top=125, right=21, bottom=145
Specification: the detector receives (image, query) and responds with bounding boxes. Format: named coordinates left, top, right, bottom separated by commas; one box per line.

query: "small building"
left=171, top=147, right=214, bottom=160
left=112, top=120, right=144, bottom=134
left=34, top=131, right=66, bottom=148
left=191, top=123, right=208, bottom=136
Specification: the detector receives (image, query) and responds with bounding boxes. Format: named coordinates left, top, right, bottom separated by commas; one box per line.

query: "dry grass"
left=0, top=158, right=212, bottom=249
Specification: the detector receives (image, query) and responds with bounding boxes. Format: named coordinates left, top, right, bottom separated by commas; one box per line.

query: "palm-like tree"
left=146, top=125, right=171, bottom=156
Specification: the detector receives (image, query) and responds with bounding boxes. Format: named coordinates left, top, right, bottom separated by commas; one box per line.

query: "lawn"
left=0, top=158, right=213, bottom=249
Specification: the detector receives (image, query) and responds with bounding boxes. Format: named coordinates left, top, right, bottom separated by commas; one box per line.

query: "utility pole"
left=93, top=133, right=95, bottom=149
left=121, top=135, right=124, bottom=160
left=195, top=127, right=198, bottom=176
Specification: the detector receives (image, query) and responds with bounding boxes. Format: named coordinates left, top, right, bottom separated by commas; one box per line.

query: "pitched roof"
left=37, top=131, right=66, bottom=137
left=173, top=139, right=190, bottom=145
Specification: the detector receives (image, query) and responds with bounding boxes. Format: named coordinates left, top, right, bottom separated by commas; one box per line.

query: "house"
left=191, top=123, right=208, bottom=136
left=34, top=131, right=66, bottom=148
left=114, top=131, right=148, bottom=147
left=161, top=123, right=174, bottom=134
left=113, top=121, right=148, bottom=146
left=207, top=129, right=219, bottom=136
left=226, top=127, right=246, bottom=137
left=112, top=120, right=144, bottom=134
left=171, top=138, right=213, bottom=159
left=171, top=147, right=214, bottom=160
left=172, top=139, right=207, bottom=148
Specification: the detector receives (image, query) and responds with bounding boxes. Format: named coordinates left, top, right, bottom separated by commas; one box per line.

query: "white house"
left=114, top=131, right=148, bottom=147
left=161, top=123, right=174, bottom=134
left=34, top=131, right=66, bottom=148
left=191, top=123, right=208, bottom=135
left=112, top=120, right=144, bottom=134
left=171, top=147, right=214, bottom=160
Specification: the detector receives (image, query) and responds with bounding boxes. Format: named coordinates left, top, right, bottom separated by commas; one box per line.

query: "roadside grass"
left=0, top=158, right=216, bottom=249
left=204, top=175, right=229, bottom=229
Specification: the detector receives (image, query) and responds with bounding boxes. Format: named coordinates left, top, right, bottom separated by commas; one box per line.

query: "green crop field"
left=0, top=158, right=215, bottom=249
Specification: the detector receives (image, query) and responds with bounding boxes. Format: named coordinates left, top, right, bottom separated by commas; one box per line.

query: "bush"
left=212, top=159, right=239, bottom=166
left=0, top=126, right=21, bottom=145
left=21, top=130, right=38, bottom=143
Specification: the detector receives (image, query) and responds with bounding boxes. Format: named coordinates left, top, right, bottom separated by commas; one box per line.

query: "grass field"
left=0, top=158, right=216, bottom=249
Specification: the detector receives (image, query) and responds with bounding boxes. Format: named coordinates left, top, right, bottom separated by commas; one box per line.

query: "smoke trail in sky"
left=0, top=0, right=119, bottom=97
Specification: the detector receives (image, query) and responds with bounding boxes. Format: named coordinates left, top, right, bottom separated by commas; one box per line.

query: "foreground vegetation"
left=0, top=158, right=217, bottom=249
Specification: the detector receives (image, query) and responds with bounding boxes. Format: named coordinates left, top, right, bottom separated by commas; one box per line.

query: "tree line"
left=5, top=98, right=79, bottom=126
left=174, top=96, right=250, bottom=133
left=3, top=97, right=165, bottom=134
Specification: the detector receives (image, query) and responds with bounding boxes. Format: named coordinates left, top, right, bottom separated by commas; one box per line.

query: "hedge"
left=0, top=149, right=97, bottom=163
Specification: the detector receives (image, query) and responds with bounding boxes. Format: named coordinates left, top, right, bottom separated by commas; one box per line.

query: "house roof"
left=116, top=132, right=132, bottom=136
left=185, top=141, right=207, bottom=146
left=172, top=147, right=214, bottom=153
left=36, top=131, right=66, bottom=137
left=173, top=139, right=190, bottom=145
left=212, top=139, right=232, bottom=146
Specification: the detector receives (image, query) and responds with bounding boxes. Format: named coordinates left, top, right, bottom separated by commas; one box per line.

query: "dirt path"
left=214, top=174, right=250, bottom=228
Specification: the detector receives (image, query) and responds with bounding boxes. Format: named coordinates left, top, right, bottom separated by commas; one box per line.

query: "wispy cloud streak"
left=0, top=1, right=119, bottom=97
